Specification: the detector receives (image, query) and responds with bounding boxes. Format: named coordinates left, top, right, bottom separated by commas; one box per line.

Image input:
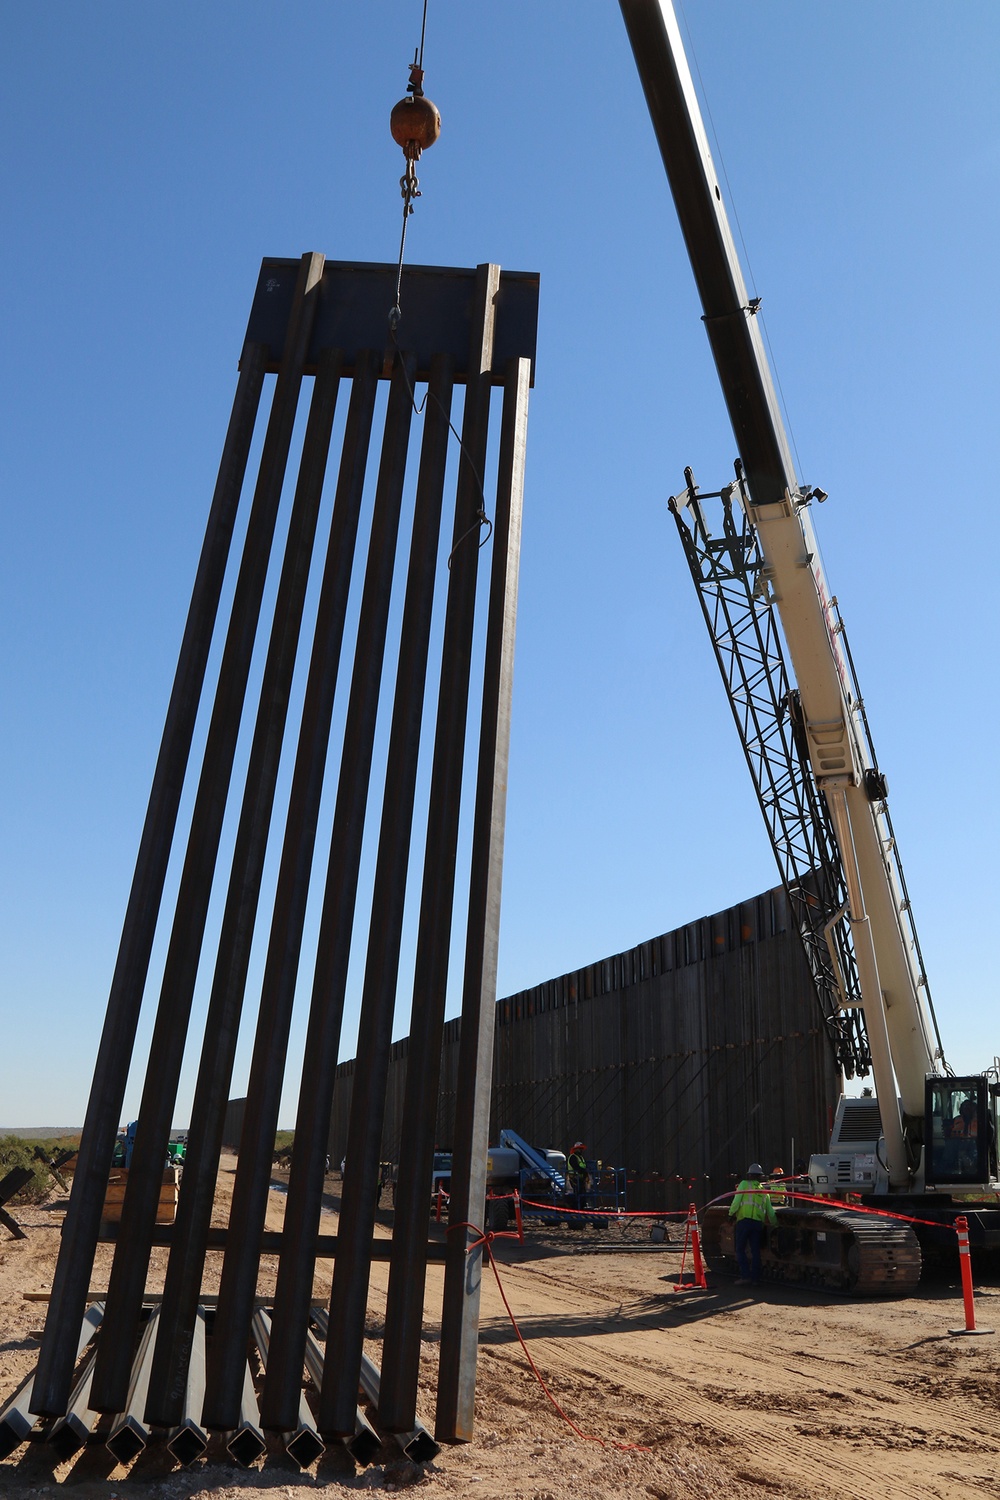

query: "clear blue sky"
left=2, top=3, right=998, bottom=1127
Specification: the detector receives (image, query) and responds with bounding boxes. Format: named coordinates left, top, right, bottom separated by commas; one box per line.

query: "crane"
left=619, top=0, right=1000, bottom=1288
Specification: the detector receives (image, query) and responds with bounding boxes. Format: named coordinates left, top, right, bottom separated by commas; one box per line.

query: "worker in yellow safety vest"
left=568, top=1142, right=589, bottom=1213
left=728, top=1163, right=777, bottom=1286
left=767, top=1166, right=788, bottom=1206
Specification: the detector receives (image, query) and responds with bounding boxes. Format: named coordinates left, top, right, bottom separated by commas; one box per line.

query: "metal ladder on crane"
left=670, top=466, right=873, bottom=1080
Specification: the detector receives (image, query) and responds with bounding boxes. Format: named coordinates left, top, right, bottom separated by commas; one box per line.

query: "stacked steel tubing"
left=321, top=265, right=500, bottom=1437
left=93, top=254, right=327, bottom=1415
left=204, top=348, right=419, bottom=1429
left=0, top=1304, right=104, bottom=1459
left=311, top=1309, right=439, bottom=1462
left=436, top=354, right=531, bottom=1440
left=149, top=346, right=380, bottom=1427
left=251, top=1309, right=324, bottom=1466
left=164, top=1307, right=208, bottom=1463
left=30, top=333, right=268, bottom=1418
left=106, top=1308, right=160, bottom=1462
left=261, top=348, right=457, bottom=1431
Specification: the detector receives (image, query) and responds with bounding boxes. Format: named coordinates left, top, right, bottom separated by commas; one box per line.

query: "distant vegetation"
left=272, top=1131, right=295, bottom=1166
left=19, top=1133, right=80, bottom=1155
left=0, top=1132, right=298, bottom=1187
left=0, top=1134, right=76, bottom=1203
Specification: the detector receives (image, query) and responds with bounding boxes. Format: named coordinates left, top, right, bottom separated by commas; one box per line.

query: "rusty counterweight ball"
left=390, top=94, right=441, bottom=158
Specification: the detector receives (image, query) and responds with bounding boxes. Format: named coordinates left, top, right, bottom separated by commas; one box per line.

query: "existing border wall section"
left=329, top=884, right=841, bottom=1210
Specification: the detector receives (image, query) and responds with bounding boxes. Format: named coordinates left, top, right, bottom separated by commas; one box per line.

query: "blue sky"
left=2, top=3, right=998, bottom=1127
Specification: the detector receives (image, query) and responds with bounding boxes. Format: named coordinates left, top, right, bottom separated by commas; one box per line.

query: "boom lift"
left=619, top=0, right=1000, bottom=1289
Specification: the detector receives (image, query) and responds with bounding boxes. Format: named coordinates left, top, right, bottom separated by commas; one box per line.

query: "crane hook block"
left=390, top=94, right=441, bottom=162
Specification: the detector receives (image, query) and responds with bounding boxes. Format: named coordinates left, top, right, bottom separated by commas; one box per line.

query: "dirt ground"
left=1, top=1165, right=999, bottom=1499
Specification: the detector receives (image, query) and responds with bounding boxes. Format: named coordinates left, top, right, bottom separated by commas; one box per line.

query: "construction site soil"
left=2, top=1163, right=998, bottom=1499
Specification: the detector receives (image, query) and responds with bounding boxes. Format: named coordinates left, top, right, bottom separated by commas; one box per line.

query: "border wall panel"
left=330, top=883, right=841, bottom=1211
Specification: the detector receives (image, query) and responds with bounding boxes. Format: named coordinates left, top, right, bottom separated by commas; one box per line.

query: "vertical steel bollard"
left=948, top=1216, right=994, bottom=1336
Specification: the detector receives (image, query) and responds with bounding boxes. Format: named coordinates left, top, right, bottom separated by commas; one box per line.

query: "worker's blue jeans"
left=734, top=1218, right=764, bottom=1282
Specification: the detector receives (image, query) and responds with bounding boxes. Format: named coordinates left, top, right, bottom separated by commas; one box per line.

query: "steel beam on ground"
left=435, top=355, right=530, bottom=1442
left=164, top=1306, right=208, bottom=1465
left=0, top=1303, right=103, bottom=1460
left=92, top=251, right=325, bottom=1415
left=300, top=1321, right=377, bottom=1465
left=225, top=1362, right=266, bottom=1466
left=105, top=1308, right=161, bottom=1465
left=376, top=263, right=500, bottom=1434
left=146, top=344, right=343, bottom=1427
left=251, top=1308, right=324, bottom=1469
left=31, top=340, right=267, bottom=1419
left=263, top=349, right=455, bottom=1433
left=48, top=1346, right=101, bottom=1461
left=361, top=1351, right=439, bottom=1462
left=205, top=351, right=417, bottom=1431
left=311, top=1310, right=438, bottom=1463
left=314, top=1310, right=439, bottom=1464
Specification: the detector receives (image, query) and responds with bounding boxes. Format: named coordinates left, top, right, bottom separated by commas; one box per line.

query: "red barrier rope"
left=466, top=1182, right=967, bottom=1234
left=448, top=1219, right=650, bottom=1452
left=517, top=1196, right=690, bottom=1220
left=709, top=1186, right=954, bottom=1234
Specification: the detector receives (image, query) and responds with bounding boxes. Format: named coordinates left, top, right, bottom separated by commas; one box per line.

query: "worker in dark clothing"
left=949, top=1097, right=981, bottom=1174
left=728, top=1162, right=778, bottom=1285
left=951, top=1099, right=978, bottom=1139
left=568, top=1141, right=589, bottom=1214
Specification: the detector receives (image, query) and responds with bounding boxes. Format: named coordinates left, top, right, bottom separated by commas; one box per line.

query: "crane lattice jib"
left=670, top=468, right=871, bottom=1080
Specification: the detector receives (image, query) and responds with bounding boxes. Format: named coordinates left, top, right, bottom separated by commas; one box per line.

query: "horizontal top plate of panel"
left=242, top=257, right=538, bottom=386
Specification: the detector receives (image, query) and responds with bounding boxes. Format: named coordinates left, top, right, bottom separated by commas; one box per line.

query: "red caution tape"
left=518, top=1197, right=691, bottom=1220
left=786, top=1190, right=952, bottom=1231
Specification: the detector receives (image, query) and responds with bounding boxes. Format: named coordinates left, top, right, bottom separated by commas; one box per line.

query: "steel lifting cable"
left=388, top=0, right=434, bottom=336
left=386, top=0, right=492, bottom=569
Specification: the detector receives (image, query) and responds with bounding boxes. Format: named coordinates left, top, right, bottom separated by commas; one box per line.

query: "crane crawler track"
left=701, top=1205, right=921, bottom=1296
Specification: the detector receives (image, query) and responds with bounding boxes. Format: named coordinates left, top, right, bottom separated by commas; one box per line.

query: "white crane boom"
left=618, top=0, right=939, bottom=1185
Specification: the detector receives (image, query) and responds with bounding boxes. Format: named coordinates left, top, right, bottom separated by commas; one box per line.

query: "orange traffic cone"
left=673, top=1204, right=708, bottom=1292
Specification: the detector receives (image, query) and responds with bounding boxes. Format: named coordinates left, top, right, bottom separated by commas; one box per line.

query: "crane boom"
left=618, top=0, right=940, bottom=1186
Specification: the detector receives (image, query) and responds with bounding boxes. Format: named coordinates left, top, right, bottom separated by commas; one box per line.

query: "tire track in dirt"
left=470, top=1256, right=1000, bottom=1500
left=484, top=1322, right=871, bottom=1500
left=301, top=1190, right=1000, bottom=1499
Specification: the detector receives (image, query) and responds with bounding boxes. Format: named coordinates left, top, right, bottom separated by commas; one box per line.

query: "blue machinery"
left=493, top=1129, right=628, bottom=1223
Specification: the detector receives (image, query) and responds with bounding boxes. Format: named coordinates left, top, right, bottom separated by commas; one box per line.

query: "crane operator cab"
left=924, top=1075, right=999, bottom=1187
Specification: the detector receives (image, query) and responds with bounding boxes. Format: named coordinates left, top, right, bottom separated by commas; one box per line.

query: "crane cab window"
left=925, top=1076, right=994, bottom=1185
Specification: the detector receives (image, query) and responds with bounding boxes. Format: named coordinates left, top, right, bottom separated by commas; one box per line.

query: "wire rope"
left=386, top=0, right=492, bottom=568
